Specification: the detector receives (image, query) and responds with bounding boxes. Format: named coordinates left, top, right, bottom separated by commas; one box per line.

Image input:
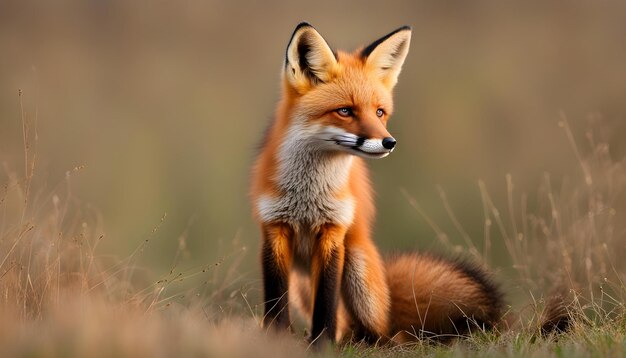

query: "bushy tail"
left=289, top=252, right=574, bottom=343
left=385, top=253, right=579, bottom=342
left=539, top=289, right=577, bottom=336
left=385, top=252, right=505, bottom=343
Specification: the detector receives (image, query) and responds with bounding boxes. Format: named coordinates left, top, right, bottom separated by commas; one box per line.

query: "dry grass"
left=1, top=97, right=625, bottom=357
left=0, top=96, right=305, bottom=357
left=405, top=115, right=626, bottom=322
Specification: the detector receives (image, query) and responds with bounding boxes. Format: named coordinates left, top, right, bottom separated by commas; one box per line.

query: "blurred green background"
left=1, top=0, right=626, bottom=288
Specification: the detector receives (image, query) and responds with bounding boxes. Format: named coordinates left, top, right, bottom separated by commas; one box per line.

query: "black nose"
left=382, top=137, right=397, bottom=150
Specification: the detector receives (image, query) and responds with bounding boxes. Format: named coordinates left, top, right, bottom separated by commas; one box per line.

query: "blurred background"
left=1, top=0, right=626, bottom=301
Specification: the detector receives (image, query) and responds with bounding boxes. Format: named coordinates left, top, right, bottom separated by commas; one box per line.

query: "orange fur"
left=385, top=253, right=502, bottom=343
left=251, top=23, right=505, bottom=345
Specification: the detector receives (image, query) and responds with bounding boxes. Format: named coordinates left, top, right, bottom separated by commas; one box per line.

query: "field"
left=2, top=1, right=626, bottom=356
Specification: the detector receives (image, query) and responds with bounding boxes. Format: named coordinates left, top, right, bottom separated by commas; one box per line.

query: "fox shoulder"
left=385, top=252, right=504, bottom=342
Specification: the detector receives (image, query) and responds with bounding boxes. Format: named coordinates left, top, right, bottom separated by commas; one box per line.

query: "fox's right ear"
left=284, top=22, right=338, bottom=92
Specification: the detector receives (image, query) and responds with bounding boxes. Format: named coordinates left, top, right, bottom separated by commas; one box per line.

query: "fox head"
left=280, top=22, right=411, bottom=159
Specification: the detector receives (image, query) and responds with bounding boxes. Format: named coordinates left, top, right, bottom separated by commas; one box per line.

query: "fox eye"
left=336, top=108, right=353, bottom=118
left=376, top=108, right=385, bottom=118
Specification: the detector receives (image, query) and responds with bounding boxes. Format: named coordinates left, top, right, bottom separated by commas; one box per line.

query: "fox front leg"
left=341, top=231, right=391, bottom=343
left=261, top=223, right=294, bottom=331
left=310, top=224, right=346, bottom=344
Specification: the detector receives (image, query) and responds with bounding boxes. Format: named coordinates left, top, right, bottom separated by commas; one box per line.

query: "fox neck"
left=278, top=122, right=353, bottom=184
left=272, top=122, right=355, bottom=228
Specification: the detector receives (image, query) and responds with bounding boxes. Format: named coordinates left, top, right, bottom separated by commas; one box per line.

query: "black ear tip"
left=360, top=25, right=412, bottom=58
left=295, top=22, right=314, bottom=32
left=286, top=22, right=316, bottom=65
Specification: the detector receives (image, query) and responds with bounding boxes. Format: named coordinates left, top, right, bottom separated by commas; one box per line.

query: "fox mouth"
left=349, top=146, right=391, bottom=158
left=328, top=135, right=393, bottom=159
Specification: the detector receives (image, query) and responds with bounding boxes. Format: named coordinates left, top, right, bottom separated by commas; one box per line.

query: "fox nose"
left=382, top=137, right=397, bottom=150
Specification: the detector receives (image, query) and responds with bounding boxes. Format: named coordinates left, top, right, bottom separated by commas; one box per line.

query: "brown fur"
left=385, top=253, right=503, bottom=342
left=540, top=289, right=578, bottom=336
left=252, top=23, right=515, bottom=345
left=290, top=252, right=506, bottom=343
left=251, top=24, right=409, bottom=343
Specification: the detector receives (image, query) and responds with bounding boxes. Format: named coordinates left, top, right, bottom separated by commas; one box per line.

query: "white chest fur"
left=256, top=124, right=356, bottom=229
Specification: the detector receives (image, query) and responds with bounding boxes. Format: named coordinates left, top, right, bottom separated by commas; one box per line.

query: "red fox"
left=250, top=23, right=565, bottom=345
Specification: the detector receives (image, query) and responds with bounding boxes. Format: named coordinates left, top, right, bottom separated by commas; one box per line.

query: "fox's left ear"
left=362, top=26, right=412, bottom=89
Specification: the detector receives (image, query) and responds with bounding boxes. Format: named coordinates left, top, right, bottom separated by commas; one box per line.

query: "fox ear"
left=362, top=26, right=412, bottom=89
left=284, top=22, right=338, bottom=91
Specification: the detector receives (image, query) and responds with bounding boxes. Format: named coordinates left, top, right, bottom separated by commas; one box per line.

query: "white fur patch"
left=327, top=127, right=392, bottom=158
left=257, top=194, right=355, bottom=229
left=255, top=123, right=356, bottom=230
left=360, top=139, right=388, bottom=154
